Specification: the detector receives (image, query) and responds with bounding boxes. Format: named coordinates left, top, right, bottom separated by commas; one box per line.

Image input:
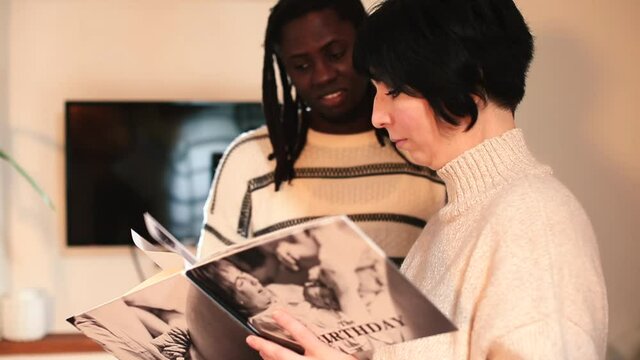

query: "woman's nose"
left=371, top=98, right=391, bottom=129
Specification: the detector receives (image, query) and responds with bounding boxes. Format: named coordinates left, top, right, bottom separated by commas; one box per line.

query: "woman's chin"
left=400, top=150, right=432, bottom=169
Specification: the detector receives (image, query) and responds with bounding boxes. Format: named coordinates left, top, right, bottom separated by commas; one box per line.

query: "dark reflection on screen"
left=66, top=101, right=264, bottom=246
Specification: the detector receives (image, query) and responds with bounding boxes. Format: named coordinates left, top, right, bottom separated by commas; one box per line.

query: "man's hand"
left=246, top=310, right=357, bottom=360
left=275, top=240, right=318, bottom=271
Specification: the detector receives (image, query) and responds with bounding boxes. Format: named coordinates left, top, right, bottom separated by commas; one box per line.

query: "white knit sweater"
left=374, top=129, right=608, bottom=359
left=197, top=126, right=446, bottom=259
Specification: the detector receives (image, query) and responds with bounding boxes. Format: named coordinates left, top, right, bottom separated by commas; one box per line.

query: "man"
left=197, top=0, right=445, bottom=263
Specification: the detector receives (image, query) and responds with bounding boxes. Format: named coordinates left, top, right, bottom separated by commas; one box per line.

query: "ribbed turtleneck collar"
left=436, top=128, right=551, bottom=220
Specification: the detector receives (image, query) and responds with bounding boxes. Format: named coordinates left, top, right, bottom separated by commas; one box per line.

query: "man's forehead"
left=278, top=9, right=356, bottom=57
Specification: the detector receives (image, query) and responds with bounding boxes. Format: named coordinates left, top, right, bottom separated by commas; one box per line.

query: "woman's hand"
left=246, top=310, right=357, bottom=360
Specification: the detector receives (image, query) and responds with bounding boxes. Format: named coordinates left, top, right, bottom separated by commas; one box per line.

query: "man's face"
left=278, top=9, right=369, bottom=121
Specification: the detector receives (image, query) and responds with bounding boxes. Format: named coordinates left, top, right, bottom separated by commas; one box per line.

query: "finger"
left=246, top=335, right=302, bottom=360
left=260, top=351, right=280, bottom=360
left=271, top=310, right=326, bottom=350
left=278, top=253, right=299, bottom=271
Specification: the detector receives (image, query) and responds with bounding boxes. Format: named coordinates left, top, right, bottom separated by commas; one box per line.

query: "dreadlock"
left=262, top=0, right=385, bottom=191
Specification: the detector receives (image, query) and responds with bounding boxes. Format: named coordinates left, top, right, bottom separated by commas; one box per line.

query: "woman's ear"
left=471, top=94, right=487, bottom=110
left=456, top=116, right=473, bottom=133
left=434, top=114, right=467, bottom=138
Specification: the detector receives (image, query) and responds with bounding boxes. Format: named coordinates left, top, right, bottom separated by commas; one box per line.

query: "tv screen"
left=65, top=101, right=264, bottom=247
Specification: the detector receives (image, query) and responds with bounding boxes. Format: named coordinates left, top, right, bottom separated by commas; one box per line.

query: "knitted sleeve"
left=470, top=177, right=607, bottom=359
left=196, top=127, right=271, bottom=259
left=486, top=318, right=601, bottom=359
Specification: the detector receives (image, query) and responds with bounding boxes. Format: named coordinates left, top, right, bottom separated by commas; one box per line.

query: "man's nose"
left=311, top=60, right=338, bottom=86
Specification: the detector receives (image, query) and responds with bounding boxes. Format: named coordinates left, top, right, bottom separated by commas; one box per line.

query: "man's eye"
left=329, top=51, right=345, bottom=60
left=293, top=63, right=310, bottom=72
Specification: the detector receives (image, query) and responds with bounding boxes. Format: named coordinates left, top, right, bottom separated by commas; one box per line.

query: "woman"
left=246, top=0, right=608, bottom=359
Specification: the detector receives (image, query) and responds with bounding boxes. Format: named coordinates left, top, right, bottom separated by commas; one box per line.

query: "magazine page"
left=143, top=213, right=197, bottom=266
left=68, top=272, right=260, bottom=360
left=131, top=230, right=186, bottom=271
left=185, top=216, right=456, bottom=360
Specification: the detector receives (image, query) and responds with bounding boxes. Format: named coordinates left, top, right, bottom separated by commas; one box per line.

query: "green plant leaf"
left=0, top=149, right=55, bottom=210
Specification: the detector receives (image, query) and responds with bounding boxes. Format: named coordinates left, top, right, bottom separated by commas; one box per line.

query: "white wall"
left=3, top=0, right=273, bottom=335
left=515, top=0, right=640, bottom=358
left=2, top=0, right=639, bottom=358
left=0, top=0, right=10, bottom=298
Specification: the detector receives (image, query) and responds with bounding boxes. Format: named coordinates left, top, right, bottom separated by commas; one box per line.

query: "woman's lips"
left=392, top=138, right=408, bottom=148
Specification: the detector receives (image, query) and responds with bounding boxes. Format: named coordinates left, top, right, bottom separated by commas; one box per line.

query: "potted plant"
left=0, top=149, right=54, bottom=209
left=0, top=149, right=53, bottom=340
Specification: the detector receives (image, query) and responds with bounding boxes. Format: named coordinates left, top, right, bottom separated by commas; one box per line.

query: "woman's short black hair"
left=263, top=0, right=373, bottom=191
left=354, top=0, right=534, bottom=130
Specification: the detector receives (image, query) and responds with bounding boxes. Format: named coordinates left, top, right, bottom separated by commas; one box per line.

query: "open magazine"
left=68, top=214, right=456, bottom=360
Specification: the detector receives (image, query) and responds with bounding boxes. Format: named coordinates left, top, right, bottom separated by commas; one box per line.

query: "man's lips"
left=317, top=89, right=347, bottom=107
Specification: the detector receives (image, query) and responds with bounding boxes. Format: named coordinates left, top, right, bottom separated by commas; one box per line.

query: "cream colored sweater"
left=374, top=129, right=608, bottom=359
left=197, top=126, right=445, bottom=259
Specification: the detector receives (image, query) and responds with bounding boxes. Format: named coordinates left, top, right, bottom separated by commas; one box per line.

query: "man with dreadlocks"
left=196, top=0, right=445, bottom=264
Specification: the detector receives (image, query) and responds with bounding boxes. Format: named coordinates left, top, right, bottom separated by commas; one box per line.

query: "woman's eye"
left=385, top=89, right=401, bottom=98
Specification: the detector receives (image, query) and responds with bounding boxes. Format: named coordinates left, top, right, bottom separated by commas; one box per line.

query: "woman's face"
left=233, top=272, right=273, bottom=312
left=217, top=260, right=273, bottom=313
left=371, top=81, right=459, bottom=170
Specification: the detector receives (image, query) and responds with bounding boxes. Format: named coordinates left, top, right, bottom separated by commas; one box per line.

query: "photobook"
left=68, top=215, right=455, bottom=360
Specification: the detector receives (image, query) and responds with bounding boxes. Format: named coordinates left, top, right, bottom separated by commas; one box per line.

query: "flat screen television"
left=65, top=101, right=264, bottom=247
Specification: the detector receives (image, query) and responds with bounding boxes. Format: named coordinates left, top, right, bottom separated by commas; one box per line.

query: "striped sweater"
left=196, top=125, right=446, bottom=260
